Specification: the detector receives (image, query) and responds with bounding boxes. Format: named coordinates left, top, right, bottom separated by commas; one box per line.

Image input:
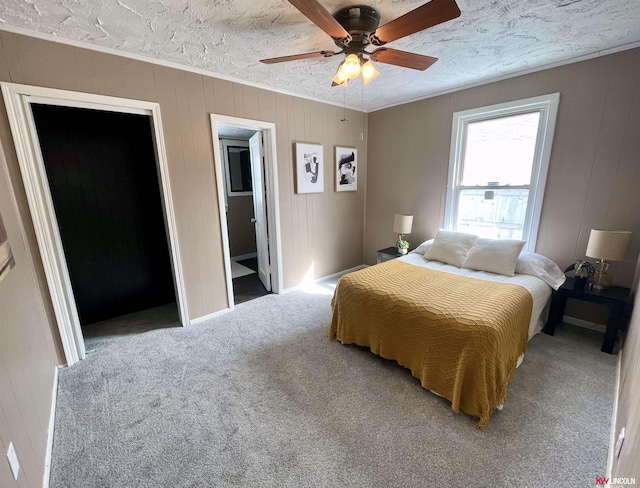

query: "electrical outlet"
left=615, top=427, right=625, bottom=458
left=6, top=442, right=19, bottom=480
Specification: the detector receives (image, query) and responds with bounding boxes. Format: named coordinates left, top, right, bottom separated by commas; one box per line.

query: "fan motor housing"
left=333, top=5, right=380, bottom=48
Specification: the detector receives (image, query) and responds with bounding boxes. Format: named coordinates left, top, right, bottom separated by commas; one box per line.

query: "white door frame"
left=1, top=82, right=189, bottom=366
left=210, top=114, right=283, bottom=310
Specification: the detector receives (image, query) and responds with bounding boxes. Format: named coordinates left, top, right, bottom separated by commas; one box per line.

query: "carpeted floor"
left=50, top=283, right=616, bottom=488
left=82, top=302, right=180, bottom=355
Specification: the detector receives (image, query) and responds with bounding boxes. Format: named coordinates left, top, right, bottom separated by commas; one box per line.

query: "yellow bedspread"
left=329, top=260, right=533, bottom=428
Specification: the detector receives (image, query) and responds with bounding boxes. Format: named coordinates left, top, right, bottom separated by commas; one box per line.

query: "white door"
left=249, top=131, right=271, bottom=291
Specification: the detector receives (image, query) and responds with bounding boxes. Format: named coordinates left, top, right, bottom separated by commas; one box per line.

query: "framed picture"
left=0, top=210, right=15, bottom=283
left=335, top=146, right=357, bottom=192
left=295, top=143, right=324, bottom=194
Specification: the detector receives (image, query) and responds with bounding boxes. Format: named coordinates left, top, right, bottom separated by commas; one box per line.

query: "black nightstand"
left=544, top=278, right=630, bottom=354
left=376, top=247, right=409, bottom=264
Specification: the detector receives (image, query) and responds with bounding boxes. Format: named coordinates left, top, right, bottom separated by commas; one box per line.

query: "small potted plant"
left=396, top=238, right=410, bottom=255
left=565, top=260, right=595, bottom=291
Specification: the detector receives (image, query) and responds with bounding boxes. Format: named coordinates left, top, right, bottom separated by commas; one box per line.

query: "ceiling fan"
left=260, top=0, right=461, bottom=86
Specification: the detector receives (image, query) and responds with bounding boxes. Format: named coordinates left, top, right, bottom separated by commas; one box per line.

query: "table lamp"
left=585, top=229, right=631, bottom=290
left=393, top=214, right=413, bottom=254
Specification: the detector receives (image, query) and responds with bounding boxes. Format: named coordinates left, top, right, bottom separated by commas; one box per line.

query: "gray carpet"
left=50, top=284, right=616, bottom=488
left=82, top=302, right=180, bottom=355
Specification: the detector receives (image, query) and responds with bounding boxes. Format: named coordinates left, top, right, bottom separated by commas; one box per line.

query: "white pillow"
left=515, top=252, right=567, bottom=290
left=424, top=230, right=478, bottom=267
left=409, top=239, right=434, bottom=256
left=462, top=238, right=526, bottom=276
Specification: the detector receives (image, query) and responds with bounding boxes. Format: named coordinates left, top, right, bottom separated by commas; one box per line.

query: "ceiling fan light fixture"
left=361, top=60, right=380, bottom=84
left=342, top=54, right=361, bottom=79
left=332, top=61, right=349, bottom=86
left=261, top=1, right=461, bottom=89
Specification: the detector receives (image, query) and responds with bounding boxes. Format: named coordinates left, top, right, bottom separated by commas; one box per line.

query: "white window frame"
left=445, top=93, right=560, bottom=252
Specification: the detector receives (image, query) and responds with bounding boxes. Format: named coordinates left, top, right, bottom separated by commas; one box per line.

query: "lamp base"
left=592, top=260, right=612, bottom=290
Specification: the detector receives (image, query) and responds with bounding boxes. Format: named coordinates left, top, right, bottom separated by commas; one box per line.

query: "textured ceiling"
left=1, top=0, right=640, bottom=112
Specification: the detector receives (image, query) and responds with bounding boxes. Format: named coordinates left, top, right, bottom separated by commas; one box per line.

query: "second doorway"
left=218, top=125, right=270, bottom=304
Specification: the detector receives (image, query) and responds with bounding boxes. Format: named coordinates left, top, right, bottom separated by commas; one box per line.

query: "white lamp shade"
left=393, top=214, right=413, bottom=235
left=585, top=229, right=631, bottom=261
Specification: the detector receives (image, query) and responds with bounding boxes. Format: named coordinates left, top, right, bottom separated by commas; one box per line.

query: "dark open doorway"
left=31, top=104, right=178, bottom=331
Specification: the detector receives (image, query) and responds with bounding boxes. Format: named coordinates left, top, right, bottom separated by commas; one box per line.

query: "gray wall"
left=0, top=141, right=58, bottom=487
left=365, top=48, right=640, bottom=290
left=0, top=31, right=368, bottom=324
left=366, top=49, right=640, bottom=472
left=611, top=255, right=640, bottom=480
left=0, top=30, right=368, bottom=487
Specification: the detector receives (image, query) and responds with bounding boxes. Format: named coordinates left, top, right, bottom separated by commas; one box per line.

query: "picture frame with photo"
left=295, top=142, right=324, bottom=194
left=335, top=146, right=357, bottom=192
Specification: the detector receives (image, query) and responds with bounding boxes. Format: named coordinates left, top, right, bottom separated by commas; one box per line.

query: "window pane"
left=456, top=188, right=529, bottom=239
left=461, top=112, right=540, bottom=186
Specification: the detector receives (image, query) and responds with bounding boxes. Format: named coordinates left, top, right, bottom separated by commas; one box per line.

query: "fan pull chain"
left=340, top=85, right=348, bottom=122
left=361, top=79, right=365, bottom=133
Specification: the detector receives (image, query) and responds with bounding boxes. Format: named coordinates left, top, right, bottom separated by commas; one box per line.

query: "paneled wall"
left=365, top=48, right=640, bottom=288
left=611, top=256, right=640, bottom=481
left=0, top=31, right=367, bottom=488
left=0, top=140, right=58, bottom=488
left=0, top=30, right=368, bottom=326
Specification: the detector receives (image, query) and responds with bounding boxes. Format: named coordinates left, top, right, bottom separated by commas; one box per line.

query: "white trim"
left=282, top=264, right=368, bottom=293
left=606, top=353, right=622, bottom=481
left=562, top=315, right=606, bottom=333
left=210, top=114, right=284, bottom=310
left=146, top=101, right=190, bottom=329
left=367, top=41, right=640, bottom=113
left=25, top=95, right=150, bottom=116
left=1, top=24, right=639, bottom=114
left=1, top=82, right=189, bottom=366
left=190, top=307, right=231, bottom=326
left=445, top=93, right=560, bottom=252
left=315, top=265, right=368, bottom=283
left=231, top=252, right=257, bottom=262
left=42, top=366, right=60, bottom=488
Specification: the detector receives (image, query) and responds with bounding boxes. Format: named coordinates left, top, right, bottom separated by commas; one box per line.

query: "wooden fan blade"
left=260, top=50, right=336, bottom=64
left=369, top=0, right=461, bottom=46
left=288, top=0, right=350, bottom=41
left=370, top=48, right=437, bottom=71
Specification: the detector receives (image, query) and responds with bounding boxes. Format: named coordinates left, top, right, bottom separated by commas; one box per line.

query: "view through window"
left=457, top=112, right=540, bottom=239
left=445, top=94, right=560, bottom=251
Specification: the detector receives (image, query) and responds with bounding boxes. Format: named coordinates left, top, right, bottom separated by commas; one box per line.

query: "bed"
left=329, top=231, right=565, bottom=428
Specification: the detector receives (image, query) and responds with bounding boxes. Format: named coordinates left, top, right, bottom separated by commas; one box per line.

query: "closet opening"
left=31, top=104, right=179, bottom=353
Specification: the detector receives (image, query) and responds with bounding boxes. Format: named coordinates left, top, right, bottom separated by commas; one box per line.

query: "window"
left=445, top=94, right=560, bottom=251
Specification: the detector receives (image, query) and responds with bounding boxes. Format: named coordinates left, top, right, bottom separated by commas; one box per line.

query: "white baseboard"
left=190, top=307, right=232, bottom=325
left=315, top=265, right=368, bottom=283
left=43, top=366, right=60, bottom=488
left=563, top=315, right=606, bottom=333
left=231, top=253, right=257, bottom=262
left=607, top=353, right=622, bottom=480
left=282, top=264, right=369, bottom=294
